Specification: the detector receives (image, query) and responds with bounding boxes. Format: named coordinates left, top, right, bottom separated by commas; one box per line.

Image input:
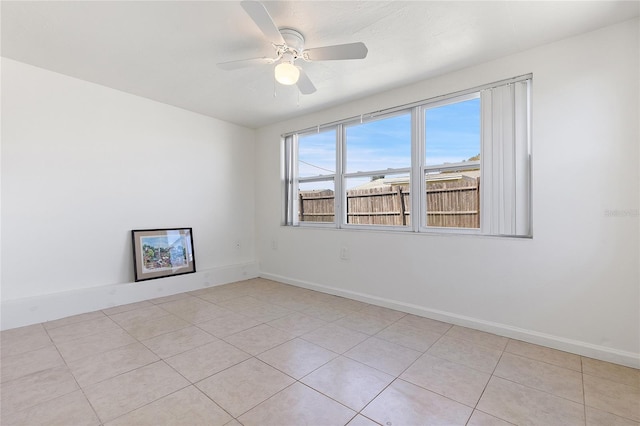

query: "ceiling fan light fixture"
left=275, top=61, right=300, bottom=85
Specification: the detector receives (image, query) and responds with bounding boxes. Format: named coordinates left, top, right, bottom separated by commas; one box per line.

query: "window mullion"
left=292, top=134, right=300, bottom=226
left=412, top=106, right=423, bottom=232
left=283, top=136, right=290, bottom=225
left=336, top=125, right=345, bottom=228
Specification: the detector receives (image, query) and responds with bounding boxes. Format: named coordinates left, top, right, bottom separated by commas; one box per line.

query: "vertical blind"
left=481, top=79, right=531, bottom=236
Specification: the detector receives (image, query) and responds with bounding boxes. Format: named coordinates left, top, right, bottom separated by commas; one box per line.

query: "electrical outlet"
left=271, top=239, right=278, bottom=250
left=340, top=246, right=349, bottom=260
left=235, top=240, right=241, bottom=250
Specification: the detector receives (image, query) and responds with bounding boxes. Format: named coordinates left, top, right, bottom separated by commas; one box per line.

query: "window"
left=284, top=75, right=531, bottom=237
left=424, top=95, right=481, bottom=229
left=344, top=113, right=412, bottom=227
left=295, top=128, right=337, bottom=224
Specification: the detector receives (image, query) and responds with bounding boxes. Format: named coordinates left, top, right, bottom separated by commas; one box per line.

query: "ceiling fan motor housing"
left=278, top=28, right=305, bottom=58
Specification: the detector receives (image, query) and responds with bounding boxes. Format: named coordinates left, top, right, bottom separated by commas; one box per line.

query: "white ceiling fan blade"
left=303, top=42, right=368, bottom=61
left=241, top=0, right=285, bottom=45
left=217, top=57, right=274, bottom=71
left=296, top=68, right=316, bottom=95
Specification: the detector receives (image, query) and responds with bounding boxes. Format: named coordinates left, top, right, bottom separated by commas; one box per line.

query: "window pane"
left=425, top=170, right=480, bottom=228
left=425, top=97, right=480, bottom=229
left=298, top=180, right=334, bottom=223
left=345, top=113, right=411, bottom=174
left=298, top=130, right=336, bottom=178
left=345, top=173, right=410, bottom=226
left=425, top=97, right=480, bottom=166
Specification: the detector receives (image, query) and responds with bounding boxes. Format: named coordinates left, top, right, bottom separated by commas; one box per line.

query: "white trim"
left=412, top=106, right=422, bottom=232
left=0, top=262, right=259, bottom=330
left=260, top=272, right=640, bottom=369
left=424, top=161, right=480, bottom=173
left=343, top=168, right=411, bottom=179
left=335, top=125, right=345, bottom=227
left=424, top=91, right=481, bottom=111
left=341, top=223, right=412, bottom=232
left=295, top=221, right=336, bottom=229
left=419, top=226, right=482, bottom=235
left=298, top=175, right=336, bottom=184
left=281, top=135, right=292, bottom=225
left=291, top=134, right=300, bottom=226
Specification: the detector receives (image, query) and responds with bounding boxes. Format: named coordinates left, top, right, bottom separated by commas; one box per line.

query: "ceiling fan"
left=217, top=0, right=368, bottom=95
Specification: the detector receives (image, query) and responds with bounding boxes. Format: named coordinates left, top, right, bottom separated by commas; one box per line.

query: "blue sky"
left=298, top=97, right=480, bottom=189
left=426, top=97, right=480, bottom=165
left=141, top=233, right=184, bottom=249
left=345, top=113, right=411, bottom=174
left=298, top=130, right=336, bottom=178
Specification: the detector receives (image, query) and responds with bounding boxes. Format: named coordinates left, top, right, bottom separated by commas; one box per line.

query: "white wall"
left=255, top=19, right=640, bottom=367
left=1, top=58, right=258, bottom=329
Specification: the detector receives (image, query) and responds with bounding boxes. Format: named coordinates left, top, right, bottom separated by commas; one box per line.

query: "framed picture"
left=131, top=228, right=196, bottom=282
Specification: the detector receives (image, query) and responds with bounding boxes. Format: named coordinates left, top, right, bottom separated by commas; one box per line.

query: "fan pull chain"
left=273, top=77, right=277, bottom=98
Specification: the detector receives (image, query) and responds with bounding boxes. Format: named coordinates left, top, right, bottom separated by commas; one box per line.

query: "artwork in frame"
left=131, top=228, right=196, bottom=282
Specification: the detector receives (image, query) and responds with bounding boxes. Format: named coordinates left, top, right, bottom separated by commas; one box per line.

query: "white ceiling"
left=2, top=1, right=638, bottom=128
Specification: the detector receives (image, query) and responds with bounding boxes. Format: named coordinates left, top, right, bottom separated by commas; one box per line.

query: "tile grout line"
left=105, top=307, right=234, bottom=424
left=351, top=315, right=452, bottom=424
left=45, top=325, right=104, bottom=425
left=503, top=346, right=583, bottom=373
left=581, top=356, right=588, bottom=426
left=4, top=279, right=638, bottom=425
left=58, top=302, right=222, bottom=424
left=149, top=313, right=250, bottom=423
left=102, top=380, right=197, bottom=425
left=292, top=381, right=359, bottom=426
left=470, top=341, right=509, bottom=424
left=221, top=300, right=406, bottom=425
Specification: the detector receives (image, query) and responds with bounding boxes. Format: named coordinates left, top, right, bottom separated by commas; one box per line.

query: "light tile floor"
left=1, top=278, right=639, bottom=425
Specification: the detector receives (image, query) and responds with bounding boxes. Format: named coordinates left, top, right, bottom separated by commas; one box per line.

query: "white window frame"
left=283, top=74, right=532, bottom=237
left=293, top=127, right=339, bottom=227
left=341, top=110, right=413, bottom=232
left=419, top=92, right=483, bottom=235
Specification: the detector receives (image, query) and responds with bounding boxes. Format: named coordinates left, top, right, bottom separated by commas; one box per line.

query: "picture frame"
left=131, top=228, right=196, bottom=282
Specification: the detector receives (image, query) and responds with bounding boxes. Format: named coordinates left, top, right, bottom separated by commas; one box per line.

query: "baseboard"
left=0, top=261, right=259, bottom=331
left=260, top=272, right=640, bottom=369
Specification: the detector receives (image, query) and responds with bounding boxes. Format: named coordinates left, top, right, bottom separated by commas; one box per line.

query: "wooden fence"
left=425, top=178, right=480, bottom=228
left=298, top=189, right=335, bottom=223
left=299, top=177, right=480, bottom=228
